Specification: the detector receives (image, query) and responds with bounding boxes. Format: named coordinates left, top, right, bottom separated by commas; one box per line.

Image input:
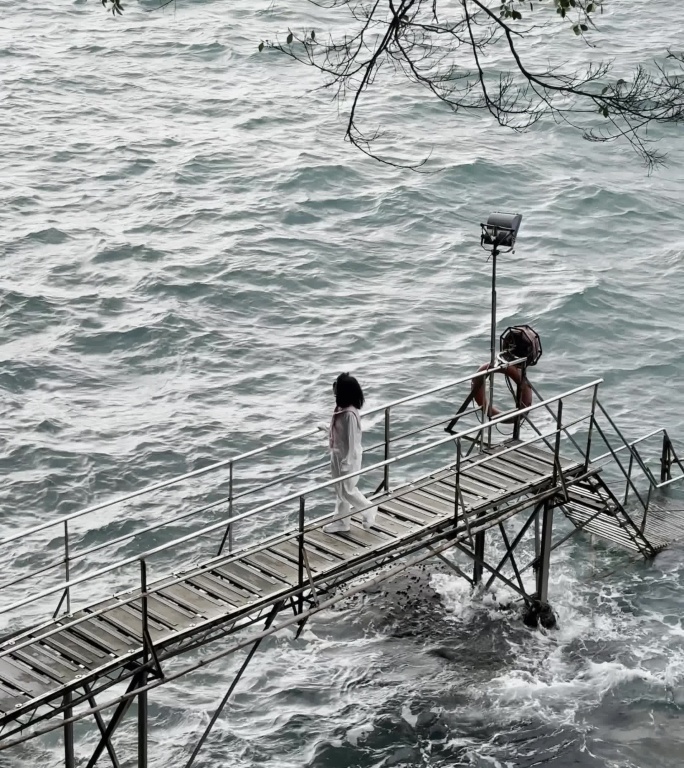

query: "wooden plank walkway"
left=0, top=443, right=586, bottom=728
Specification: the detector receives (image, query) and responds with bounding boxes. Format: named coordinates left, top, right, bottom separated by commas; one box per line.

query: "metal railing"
left=584, top=402, right=684, bottom=533
left=0, top=378, right=601, bottom=668
left=0, top=361, right=521, bottom=616
left=0, top=371, right=601, bottom=639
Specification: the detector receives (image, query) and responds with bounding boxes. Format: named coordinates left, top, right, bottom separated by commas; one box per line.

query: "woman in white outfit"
left=323, top=373, right=378, bottom=534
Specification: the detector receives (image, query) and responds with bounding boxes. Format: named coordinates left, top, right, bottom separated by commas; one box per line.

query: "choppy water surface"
left=1, top=0, right=684, bottom=765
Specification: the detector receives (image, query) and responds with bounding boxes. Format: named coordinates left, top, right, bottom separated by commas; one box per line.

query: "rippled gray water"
left=2, top=0, right=684, bottom=765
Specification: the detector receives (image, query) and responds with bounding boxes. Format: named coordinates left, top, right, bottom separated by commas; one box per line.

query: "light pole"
left=480, top=213, right=522, bottom=444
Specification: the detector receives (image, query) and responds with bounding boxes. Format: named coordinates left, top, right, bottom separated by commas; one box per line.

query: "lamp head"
left=481, top=212, right=522, bottom=252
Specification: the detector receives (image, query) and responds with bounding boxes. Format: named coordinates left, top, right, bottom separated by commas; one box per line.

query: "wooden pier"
left=1, top=370, right=683, bottom=766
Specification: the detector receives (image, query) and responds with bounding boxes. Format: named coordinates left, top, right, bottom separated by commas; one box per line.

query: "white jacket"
left=329, top=406, right=363, bottom=472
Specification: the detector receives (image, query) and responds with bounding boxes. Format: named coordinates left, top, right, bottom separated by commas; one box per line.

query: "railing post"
left=552, top=400, right=563, bottom=487
left=139, top=559, right=149, bottom=768
left=454, top=438, right=461, bottom=524
left=298, top=496, right=305, bottom=616
left=64, top=520, right=71, bottom=616
left=228, top=460, right=234, bottom=553
left=661, top=434, right=672, bottom=483
left=585, top=385, right=599, bottom=470
left=216, top=460, right=235, bottom=557
left=383, top=408, right=391, bottom=491
left=624, top=452, right=634, bottom=504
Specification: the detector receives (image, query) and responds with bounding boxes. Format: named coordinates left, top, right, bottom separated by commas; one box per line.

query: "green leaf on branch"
left=258, top=41, right=264, bottom=52
left=286, top=31, right=293, bottom=44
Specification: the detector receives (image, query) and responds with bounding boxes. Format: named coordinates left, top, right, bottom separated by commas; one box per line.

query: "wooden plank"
left=244, top=551, right=300, bottom=584
left=342, top=523, right=391, bottom=549
left=212, top=561, right=284, bottom=595
left=157, top=583, right=230, bottom=618
left=187, top=572, right=252, bottom=607
left=97, top=606, right=144, bottom=641
left=401, top=489, right=453, bottom=517
left=71, top=617, right=138, bottom=657
left=378, top=497, right=435, bottom=525
left=513, top=443, right=577, bottom=470
left=493, top=449, right=552, bottom=476
left=306, top=527, right=364, bottom=559
left=40, top=631, right=107, bottom=669
left=270, top=540, right=335, bottom=573
left=417, top=483, right=481, bottom=510
left=0, top=680, right=29, bottom=714
left=11, top=644, right=80, bottom=684
left=125, top=594, right=199, bottom=629
left=0, top=657, right=53, bottom=700
left=461, top=464, right=522, bottom=491
left=99, top=604, right=169, bottom=643
left=362, top=510, right=414, bottom=538
left=438, top=473, right=502, bottom=499
left=482, top=456, right=541, bottom=483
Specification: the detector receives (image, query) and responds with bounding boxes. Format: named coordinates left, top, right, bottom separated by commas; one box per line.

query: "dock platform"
left=1, top=369, right=683, bottom=765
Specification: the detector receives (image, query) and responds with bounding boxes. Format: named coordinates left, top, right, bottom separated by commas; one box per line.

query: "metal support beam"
left=497, top=522, right=526, bottom=598
left=472, top=526, right=486, bottom=586
left=138, top=669, right=148, bottom=768
left=661, top=434, right=672, bottom=483
left=184, top=601, right=283, bottom=768
left=452, top=541, right=532, bottom=603
left=536, top=500, right=554, bottom=603
left=64, top=690, right=75, bottom=768
left=427, top=547, right=474, bottom=585
left=85, top=676, right=140, bottom=768
left=485, top=505, right=540, bottom=590
left=383, top=407, right=391, bottom=491
left=298, top=496, right=305, bottom=617
left=83, top=682, right=121, bottom=768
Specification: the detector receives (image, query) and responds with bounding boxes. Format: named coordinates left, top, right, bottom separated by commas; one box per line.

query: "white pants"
left=331, top=459, right=378, bottom=522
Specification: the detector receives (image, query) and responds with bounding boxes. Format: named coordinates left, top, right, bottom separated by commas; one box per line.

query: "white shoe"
left=362, top=510, right=377, bottom=531
left=323, top=520, right=351, bottom=534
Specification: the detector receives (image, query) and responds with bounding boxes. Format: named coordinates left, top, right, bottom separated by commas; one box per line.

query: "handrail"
left=0, top=427, right=319, bottom=548
left=0, top=359, right=526, bottom=549
left=0, top=379, right=602, bottom=617
left=591, top=428, right=664, bottom=464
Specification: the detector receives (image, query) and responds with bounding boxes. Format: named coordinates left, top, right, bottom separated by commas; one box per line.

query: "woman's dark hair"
left=334, top=372, right=365, bottom=410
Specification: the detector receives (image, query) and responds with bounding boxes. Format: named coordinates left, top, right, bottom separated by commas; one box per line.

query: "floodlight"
left=481, top=212, right=522, bottom=251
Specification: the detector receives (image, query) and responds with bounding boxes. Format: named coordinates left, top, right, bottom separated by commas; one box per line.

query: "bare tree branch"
left=107, top=0, right=684, bottom=169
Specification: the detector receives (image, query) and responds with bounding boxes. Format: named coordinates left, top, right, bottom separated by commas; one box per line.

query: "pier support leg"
left=525, top=500, right=557, bottom=629
left=138, top=670, right=148, bottom=768
left=64, top=691, right=75, bottom=768
left=472, top=529, right=486, bottom=586
left=536, top=500, right=553, bottom=604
